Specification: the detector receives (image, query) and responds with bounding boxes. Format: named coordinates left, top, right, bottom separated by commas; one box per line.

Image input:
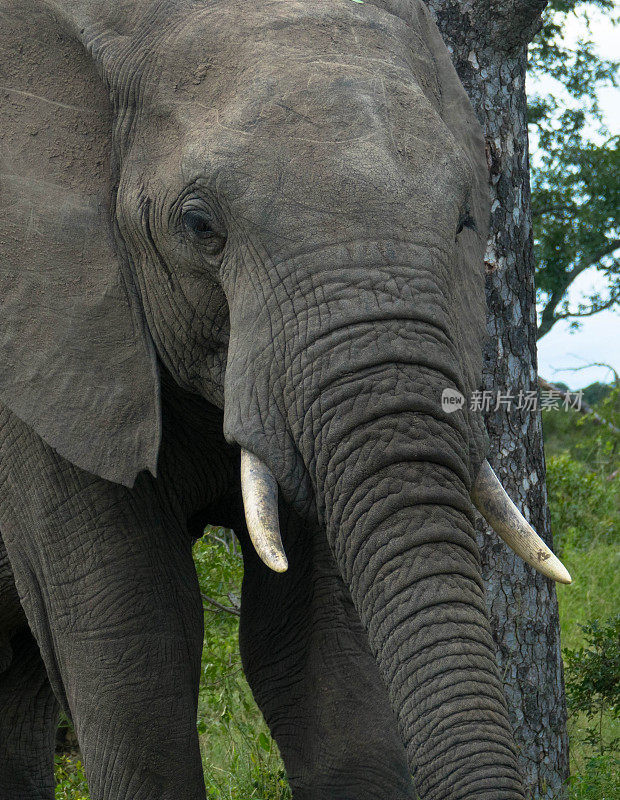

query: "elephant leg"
left=0, top=626, right=60, bottom=800
left=0, top=425, right=207, bottom=800
left=0, top=525, right=57, bottom=800
left=238, top=505, right=416, bottom=800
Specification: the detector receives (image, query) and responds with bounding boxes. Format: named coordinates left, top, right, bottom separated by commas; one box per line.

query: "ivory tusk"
left=472, top=459, right=572, bottom=584
left=240, top=450, right=288, bottom=573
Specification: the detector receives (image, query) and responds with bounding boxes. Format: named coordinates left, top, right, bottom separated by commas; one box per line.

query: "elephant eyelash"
left=173, top=187, right=227, bottom=239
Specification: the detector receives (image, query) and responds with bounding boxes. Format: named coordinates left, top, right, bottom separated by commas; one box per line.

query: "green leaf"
left=529, top=3, right=620, bottom=337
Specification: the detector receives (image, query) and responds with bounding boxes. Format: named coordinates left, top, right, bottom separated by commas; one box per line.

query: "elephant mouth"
left=240, top=448, right=571, bottom=584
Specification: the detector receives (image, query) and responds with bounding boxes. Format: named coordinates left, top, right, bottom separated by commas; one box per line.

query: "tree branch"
left=201, top=594, right=241, bottom=617
left=562, top=362, right=619, bottom=385
left=536, top=240, right=620, bottom=339
left=486, top=0, right=549, bottom=49
left=567, top=240, right=620, bottom=279
left=537, top=285, right=568, bottom=339
left=555, top=290, right=620, bottom=321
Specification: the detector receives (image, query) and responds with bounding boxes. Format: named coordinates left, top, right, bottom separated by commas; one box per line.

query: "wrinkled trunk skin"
left=308, top=379, right=524, bottom=799
left=225, top=243, right=525, bottom=798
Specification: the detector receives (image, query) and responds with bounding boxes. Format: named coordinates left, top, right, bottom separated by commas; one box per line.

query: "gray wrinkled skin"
left=0, top=2, right=525, bottom=798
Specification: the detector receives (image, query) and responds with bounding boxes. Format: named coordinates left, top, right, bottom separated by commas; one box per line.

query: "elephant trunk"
left=314, top=401, right=525, bottom=799
left=224, top=243, right=527, bottom=796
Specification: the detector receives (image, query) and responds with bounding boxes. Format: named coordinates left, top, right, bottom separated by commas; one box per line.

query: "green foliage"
left=563, top=617, right=620, bottom=755
left=542, top=383, right=619, bottom=475
left=533, top=135, right=620, bottom=338
left=194, top=528, right=243, bottom=701
left=582, top=381, right=615, bottom=406
left=54, top=756, right=89, bottom=800
left=528, top=1, right=620, bottom=338
left=546, top=384, right=619, bottom=644
left=567, top=753, right=620, bottom=800
left=546, top=454, right=619, bottom=552
left=555, top=546, right=620, bottom=779
left=529, top=1, right=617, bottom=110
left=546, top=387, right=620, bottom=785
left=194, top=531, right=291, bottom=799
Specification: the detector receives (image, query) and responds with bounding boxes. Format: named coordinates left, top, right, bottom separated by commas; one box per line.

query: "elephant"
left=0, top=1, right=571, bottom=798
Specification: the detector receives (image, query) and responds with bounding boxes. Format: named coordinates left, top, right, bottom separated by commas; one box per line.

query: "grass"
left=557, top=541, right=619, bottom=651
left=558, top=541, right=620, bottom=782
left=567, top=754, right=619, bottom=800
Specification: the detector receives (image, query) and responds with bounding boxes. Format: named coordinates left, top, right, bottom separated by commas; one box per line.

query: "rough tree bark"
left=426, top=2, right=570, bottom=797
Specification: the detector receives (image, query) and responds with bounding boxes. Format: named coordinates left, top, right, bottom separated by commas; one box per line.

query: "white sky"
left=527, top=9, right=619, bottom=388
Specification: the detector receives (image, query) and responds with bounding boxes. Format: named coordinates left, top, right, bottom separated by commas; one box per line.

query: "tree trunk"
left=426, top=2, right=570, bottom=797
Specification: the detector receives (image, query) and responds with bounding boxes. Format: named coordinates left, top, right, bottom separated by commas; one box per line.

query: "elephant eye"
left=180, top=206, right=227, bottom=254
left=182, top=209, right=215, bottom=239
left=456, top=211, right=477, bottom=236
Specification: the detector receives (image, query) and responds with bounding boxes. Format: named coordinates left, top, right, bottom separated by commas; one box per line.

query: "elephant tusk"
left=240, top=450, right=288, bottom=573
left=471, top=459, right=572, bottom=584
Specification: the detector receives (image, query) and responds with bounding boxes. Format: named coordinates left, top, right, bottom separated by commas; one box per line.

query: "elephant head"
left=0, top=0, right=569, bottom=797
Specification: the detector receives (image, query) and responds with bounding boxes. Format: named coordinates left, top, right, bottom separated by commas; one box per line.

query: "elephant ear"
left=0, top=1, right=160, bottom=487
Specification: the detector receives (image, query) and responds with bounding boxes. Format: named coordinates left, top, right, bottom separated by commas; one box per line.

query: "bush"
left=542, top=384, right=619, bottom=476
left=568, top=753, right=620, bottom=800
left=564, top=616, right=620, bottom=756
left=582, top=382, right=614, bottom=408
left=546, top=454, right=619, bottom=553
left=546, top=399, right=620, bottom=791
left=54, top=755, right=88, bottom=800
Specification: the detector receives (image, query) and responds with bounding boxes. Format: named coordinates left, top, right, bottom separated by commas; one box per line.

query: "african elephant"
left=0, top=1, right=570, bottom=798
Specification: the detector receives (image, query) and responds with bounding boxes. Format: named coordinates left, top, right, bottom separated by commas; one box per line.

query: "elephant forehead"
left=125, top=0, right=471, bottom=226
left=169, top=0, right=432, bottom=63
left=131, top=0, right=460, bottom=164
left=200, top=62, right=439, bottom=142
left=150, top=0, right=441, bottom=114
left=176, top=65, right=469, bottom=225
